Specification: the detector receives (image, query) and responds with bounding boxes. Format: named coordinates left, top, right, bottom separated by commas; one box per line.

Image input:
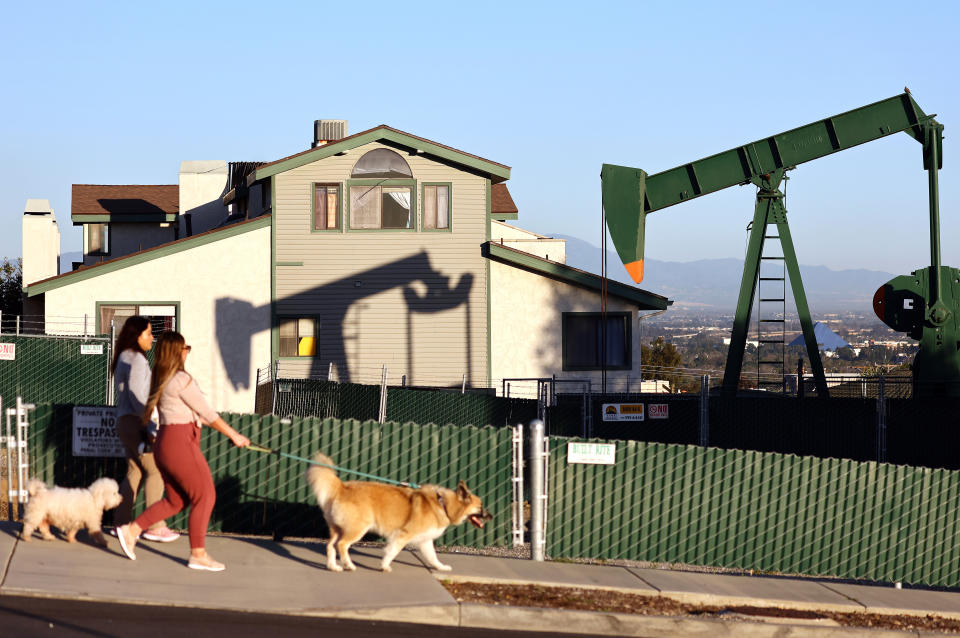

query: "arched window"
left=351, top=148, right=412, bottom=179
left=348, top=148, right=416, bottom=229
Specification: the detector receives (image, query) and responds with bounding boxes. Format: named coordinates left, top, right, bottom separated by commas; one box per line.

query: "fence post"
left=511, top=424, right=524, bottom=548
left=378, top=365, right=388, bottom=423
left=699, top=374, right=710, bottom=447
left=461, top=373, right=466, bottom=394
left=877, top=376, right=887, bottom=463
left=327, top=361, right=335, bottom=382
left=106, top=321, right=116, bottom=405
left=16, top=316, right=19, bottom=336
left=4, top=397, right=12, bottom=521
left=271, top=360, right=280, bottom=414
left=529, top=418, right=546, bottom=561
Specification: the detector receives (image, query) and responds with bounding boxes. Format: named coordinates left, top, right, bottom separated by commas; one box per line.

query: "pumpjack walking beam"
left=602, top=92, right=940, bottom=396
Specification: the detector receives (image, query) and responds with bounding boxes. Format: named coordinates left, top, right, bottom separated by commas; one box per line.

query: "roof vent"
left=313, top=120, right=348, bottom=148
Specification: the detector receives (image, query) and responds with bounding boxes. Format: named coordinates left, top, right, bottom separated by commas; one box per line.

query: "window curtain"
left=387, top=190, right=410, bottom=210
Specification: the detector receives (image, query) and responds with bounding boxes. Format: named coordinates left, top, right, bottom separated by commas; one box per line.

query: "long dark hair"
left=111, top=316, right=151, bottom=373
left=143, top=331, right=188, bottom=423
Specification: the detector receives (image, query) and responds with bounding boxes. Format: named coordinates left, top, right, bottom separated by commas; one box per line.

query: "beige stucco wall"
left=180, top=160, right=229, bottom=235
left=42, top=225, right=271, bottom=413
left=490, top=221, right=566, bottom=263
left=490, top=260, right=642, bottom=396
left=273, top=141, right=488, bottom=387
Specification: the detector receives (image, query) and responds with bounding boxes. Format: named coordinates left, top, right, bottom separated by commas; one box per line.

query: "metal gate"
left=2, top=397, right=34, bottom=521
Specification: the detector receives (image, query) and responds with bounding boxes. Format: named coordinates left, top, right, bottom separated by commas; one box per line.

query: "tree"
left=0, top=257, right=23, bottom=321
left=642, top=336, right=685, bottom=392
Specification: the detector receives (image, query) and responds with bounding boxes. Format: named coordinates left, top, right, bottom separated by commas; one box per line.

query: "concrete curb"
left=0, top=589, right=932, bottom=637
left=456, top=603, right=927, bottom=637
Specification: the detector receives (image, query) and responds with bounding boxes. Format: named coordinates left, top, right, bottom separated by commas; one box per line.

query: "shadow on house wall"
left=215, top=251, right=474, bottom=389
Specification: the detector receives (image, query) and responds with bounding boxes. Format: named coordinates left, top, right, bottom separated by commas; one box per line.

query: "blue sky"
left=2, top=1, right=958, bottom=279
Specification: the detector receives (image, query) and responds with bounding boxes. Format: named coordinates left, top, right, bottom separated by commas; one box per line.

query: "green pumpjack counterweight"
left=602, top=91, right=960, bottom=396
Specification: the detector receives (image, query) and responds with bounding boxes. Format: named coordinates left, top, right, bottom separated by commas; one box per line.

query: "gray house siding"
left=273, top=141, right=488, bottom=387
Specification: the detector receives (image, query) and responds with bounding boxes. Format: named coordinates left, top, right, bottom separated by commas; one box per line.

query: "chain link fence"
left=544, top=435, right=960, bottom=588
left=257, top=363, right=538, bottom=429
left=0, top=334, right=112, bottom=406
left=25, top=404, right=515, bottom=545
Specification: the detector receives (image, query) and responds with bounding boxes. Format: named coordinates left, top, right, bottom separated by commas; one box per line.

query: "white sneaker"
left=116, top=525, right=137, bottom=561
left=188, top=555, right=225, bottom=572
left=142, top=527, right=180, bottom=543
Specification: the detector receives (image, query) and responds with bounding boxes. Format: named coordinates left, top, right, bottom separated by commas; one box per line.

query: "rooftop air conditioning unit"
left=314, top=120, right=348, bottom=148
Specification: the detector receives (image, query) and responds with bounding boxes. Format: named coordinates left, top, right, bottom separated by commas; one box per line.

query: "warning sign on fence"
left=0, top=343, right=15, bottom=360
left=648, top=403, right=669, bottom=419
left=602, top=403, right=644, bottom=421
left=72, top=406, right=125, bottom=458
left=567, top=442, right=616, bottom=465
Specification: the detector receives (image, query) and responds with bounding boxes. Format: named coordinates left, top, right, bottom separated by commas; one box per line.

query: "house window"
left=349, top=184, right=414, bottom=229
left=279, top=317, right=317, bottom=357
left=99, top=304, right=177, bottom=338
left=422, top=184, right=450, bottom=230
left=313, top=184, right=340, bottom=230
left=88, top=223, right=110, bottom=255
left=351, top=148, right=412, bottom=179
left=347, top=149, right=415, bottom=230
left=562, top=312, right=631, bottom=370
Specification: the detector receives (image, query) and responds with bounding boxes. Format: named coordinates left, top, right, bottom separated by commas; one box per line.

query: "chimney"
left=313, top=120, right=348, bottom=148
left=22, top=199, right=60, bottom=287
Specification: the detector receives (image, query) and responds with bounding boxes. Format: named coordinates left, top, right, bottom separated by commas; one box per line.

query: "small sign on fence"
left=80, top=344, right=104, bottom=355
left=648, top=403, right=669, bottom=419
left=72, top=406, right=125, bottom=458
left=0, top=343, right=15, bottom=360
left=567, top=442, right=616, bottom=465
left=602, top=403, right=644, bottom=421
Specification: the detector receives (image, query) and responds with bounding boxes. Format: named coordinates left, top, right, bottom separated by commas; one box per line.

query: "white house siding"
left=42, top=225, right=271, bottom=413
left=489, top=260, right=641, bottom=394
left=274, top=142, right=488, bottom=388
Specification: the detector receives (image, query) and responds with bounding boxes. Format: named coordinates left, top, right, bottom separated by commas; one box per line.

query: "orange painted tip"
left=625, top=260, right=644, bottom=283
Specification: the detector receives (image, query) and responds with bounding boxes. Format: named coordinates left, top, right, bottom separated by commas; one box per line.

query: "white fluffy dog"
left=20, top=477, right=122, bottom=547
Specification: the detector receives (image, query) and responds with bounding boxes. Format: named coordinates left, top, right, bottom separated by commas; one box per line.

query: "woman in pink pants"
left=116, top=331, right=249, bottom=571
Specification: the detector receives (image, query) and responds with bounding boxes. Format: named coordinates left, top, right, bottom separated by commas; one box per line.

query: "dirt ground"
left=442, top=581, right=960, bottom=634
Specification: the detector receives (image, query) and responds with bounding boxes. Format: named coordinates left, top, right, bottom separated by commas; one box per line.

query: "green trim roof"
left=253, top=125, right=511, bottom=184
left=26, top=215, right=271, bottom=296
left=484, top=241, right=671, bottom=310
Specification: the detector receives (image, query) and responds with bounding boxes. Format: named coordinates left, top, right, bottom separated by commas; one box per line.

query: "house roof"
left=484, top=242, right=671, bottom=310
left=71, top=184, right=179, bottom=223
left=491, top=183, right=518, bottom=219
left=251, top=125, right=511, bottom=184
left=26, top=215, right=271, bottom=295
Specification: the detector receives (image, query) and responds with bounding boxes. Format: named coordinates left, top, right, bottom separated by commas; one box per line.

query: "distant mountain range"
left=552, top=234, right=897, bottom=314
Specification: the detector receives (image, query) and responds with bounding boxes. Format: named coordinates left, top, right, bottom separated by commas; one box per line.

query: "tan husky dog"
left=306, top=452, right=491, bottom=572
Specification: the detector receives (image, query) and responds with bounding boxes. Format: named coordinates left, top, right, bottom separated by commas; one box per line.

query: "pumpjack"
left=601, top=92, right=959, bottom=397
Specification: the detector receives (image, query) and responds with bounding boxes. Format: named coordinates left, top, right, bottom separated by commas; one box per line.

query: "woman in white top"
left=112, top=316, right=179, bottom=542
left=116, top=331, right=249, bottom=571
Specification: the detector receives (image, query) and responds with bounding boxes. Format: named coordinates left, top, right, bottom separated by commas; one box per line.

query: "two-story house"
left=22, top=121, right=671, bottom=412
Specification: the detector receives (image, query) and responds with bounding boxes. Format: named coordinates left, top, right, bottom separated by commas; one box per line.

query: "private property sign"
left=72, top=406, right=125, bottom=458
left=567, top=442, right=616, bottom=465
left=602, top=403, right=644, bottom=421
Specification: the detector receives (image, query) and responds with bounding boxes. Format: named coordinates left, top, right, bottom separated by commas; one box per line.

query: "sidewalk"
left=3, top=520, right=960, bottom=637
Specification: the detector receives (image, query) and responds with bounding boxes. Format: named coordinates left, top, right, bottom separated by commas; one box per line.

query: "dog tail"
left=26, top=478, right=46, bottom=497
left=306, top=452, right=341, bottom=509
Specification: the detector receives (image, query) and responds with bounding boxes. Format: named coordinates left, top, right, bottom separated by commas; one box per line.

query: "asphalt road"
left=0, top=595, right=596, bottom=638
